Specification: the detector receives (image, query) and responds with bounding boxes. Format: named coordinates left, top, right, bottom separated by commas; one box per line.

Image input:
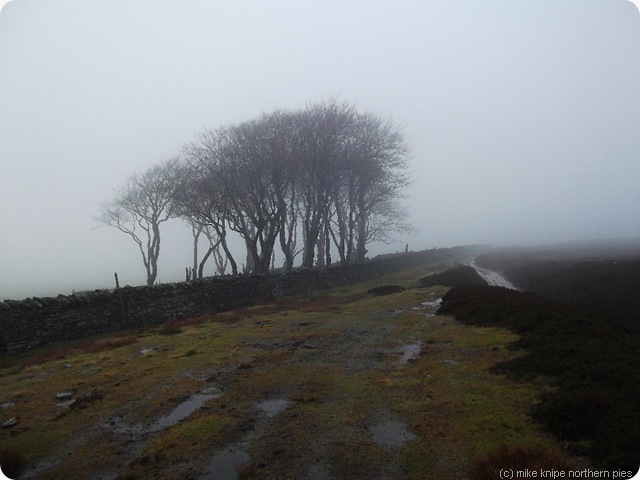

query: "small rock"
left=2, top=417, right=18, bottom=428
left=56, top=392, right=73, bottom=400
left=57, top=399, right=77, bottom=409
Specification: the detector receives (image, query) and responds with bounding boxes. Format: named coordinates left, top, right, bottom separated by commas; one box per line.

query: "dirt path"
left=1, top=269, right=562, bottom=480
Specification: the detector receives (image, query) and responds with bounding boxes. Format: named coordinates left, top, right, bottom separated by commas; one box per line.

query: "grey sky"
left=1, top=0, right=640, bottom=300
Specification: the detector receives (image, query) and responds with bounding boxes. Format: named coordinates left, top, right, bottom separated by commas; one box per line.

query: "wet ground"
left=1, top=274, right=561, bottom=480
left=466, top=260, right=519, bottom=290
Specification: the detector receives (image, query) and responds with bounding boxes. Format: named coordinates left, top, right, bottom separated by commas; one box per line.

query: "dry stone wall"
left=0, top=247, right=481, bottom=355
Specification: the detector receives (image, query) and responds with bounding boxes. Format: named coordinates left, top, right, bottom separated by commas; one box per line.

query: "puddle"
left=150, top=388, right=222, bottom=432
left=201, top=442, right=250, bottom=480
left=370, top=419, right=416, bottom=449
left=105, top=416, right=146, bottom=436
left=256, top=399, right=291, bottom=418
left=200, top=398, right=290, bottom=479
left=398, top=342, right=421, bottom=365
left=419, top=298, right=442, bottom=309
left=411, top=298, right=442, bottom=317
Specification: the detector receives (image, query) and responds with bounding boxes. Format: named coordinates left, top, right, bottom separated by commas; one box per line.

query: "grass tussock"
left=234, top=462, right=254, bottom=479
left=21, top=347, right=72, bottom=367
left=469, top=444, right=574, bottom=480
left=80, top=335, right=138, bottom=354
left=157, top=314, right=212, bottom=335
left=367, top=285, right=406, bottom=296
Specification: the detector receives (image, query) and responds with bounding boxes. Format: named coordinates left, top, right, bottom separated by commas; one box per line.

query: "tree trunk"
left=302, top=213, right=322, bottom=268
left=147, top=223, right=160, bottom=285
left=213, top=244, right=229, bottom=275
left=355, top=198, right=368, bottom=263
left=192, top=223, right=203, bottom=278
left=316, top=231, right=325, bottom=268
left=214, top=226, right=237, bottom=275
left=278, top=203, right=296, bottom=271
left=198, top=244, right=215, bottom=279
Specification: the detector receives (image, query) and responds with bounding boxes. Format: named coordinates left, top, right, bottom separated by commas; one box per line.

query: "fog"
left=1, top=0, right=640, bottom=300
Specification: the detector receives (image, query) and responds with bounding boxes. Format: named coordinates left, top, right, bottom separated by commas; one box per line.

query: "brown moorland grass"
left=468, top=444, right=574, bottom=480
left=0, top=264, right=576, bottom=479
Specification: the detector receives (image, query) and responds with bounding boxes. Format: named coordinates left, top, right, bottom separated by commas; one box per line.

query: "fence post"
left=114, top=272, right=125, bottom=324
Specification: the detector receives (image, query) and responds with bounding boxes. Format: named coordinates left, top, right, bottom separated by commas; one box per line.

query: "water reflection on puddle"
left=200, top=399, right=290, bottom=480
left=419, top=298, right=442, bottom=309
left=201, top=443, right=250, bottom=480
left=370, top=419, right=416, bottom=449
left=256, top=399, right=291, bottom=418
left=150, top=388, right=222, bottom=432
left=410, top=297, right=442, bottom=317
left=398, top=342, right=421, bottom=365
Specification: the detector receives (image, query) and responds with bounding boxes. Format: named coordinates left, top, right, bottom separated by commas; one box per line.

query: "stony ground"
left=0, top=266, right=566, bottom=480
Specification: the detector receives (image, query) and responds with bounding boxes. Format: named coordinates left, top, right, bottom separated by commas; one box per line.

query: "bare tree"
left=97, top=101, right=411, bottom=287
left=188, top=219, right=204, bottom=280
left=201, top=225, right=227, bottom=276
left=177, top=100, right=411, bottom=273
left=186, top=221, right=225, bottom=279
left=221, top=118, right=283, bottom=274
left=173, top=139, right=239, bottom=275
left=96, top=159, right=179, bottom=286
left=346, top=111, right=410, bottom=261
left=295, top=101, right=410, bottom=265
left=296, top=100, right=355, bottom=268
left=182, top=112, right=300, bottom=274
left=211, top=237, right=229, bottom=275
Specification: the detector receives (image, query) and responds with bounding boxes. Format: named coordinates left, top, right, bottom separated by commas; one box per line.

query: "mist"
left=1, top=0, right=640, bottom=300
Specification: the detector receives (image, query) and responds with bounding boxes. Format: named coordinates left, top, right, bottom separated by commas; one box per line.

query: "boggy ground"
left=1, top=266, right=567, bottom=480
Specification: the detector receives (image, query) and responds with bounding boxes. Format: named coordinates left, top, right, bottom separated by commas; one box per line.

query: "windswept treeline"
left=97, top=101, right=412, bottom=285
